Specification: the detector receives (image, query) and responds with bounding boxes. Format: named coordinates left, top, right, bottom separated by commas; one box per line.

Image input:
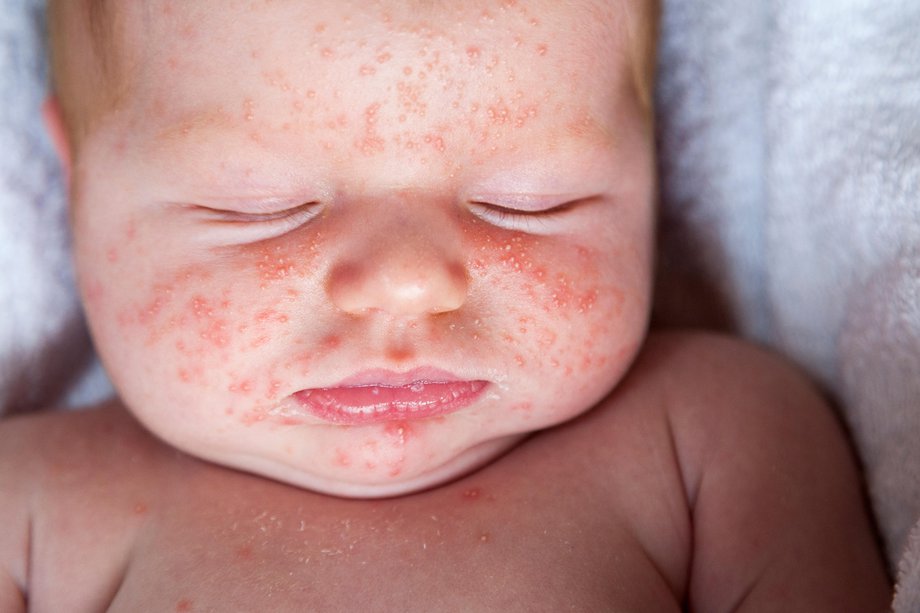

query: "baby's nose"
left=326, top=224, right=469, bottom=317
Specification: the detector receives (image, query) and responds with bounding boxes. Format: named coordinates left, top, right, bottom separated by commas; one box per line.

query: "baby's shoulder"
left=628, top=331, right=887, bottom=610
left=0, top=403, right=170, bottom=522
left=0, top=402, right=161, bottom=481
left=635, top=330, right=838, bottom=491
left=637, top=328, right=820, bottom=401
left=589, top=329, right=831, bottom=459
left=0, top=405, right=168, bottom=610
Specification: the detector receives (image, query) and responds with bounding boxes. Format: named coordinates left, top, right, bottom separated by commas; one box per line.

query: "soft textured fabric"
left=655, top=1, right=920, bottom=608
left=0, top=0, right=111, bottom=414
left=1, top=0, right=918, bottom=607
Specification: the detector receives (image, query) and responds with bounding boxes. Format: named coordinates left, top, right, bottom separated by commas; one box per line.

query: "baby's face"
left=64, top=0, right=655, bottom=497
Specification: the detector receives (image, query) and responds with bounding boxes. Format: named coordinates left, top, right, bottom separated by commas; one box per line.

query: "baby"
left=0, top=0, right=890, bottom=610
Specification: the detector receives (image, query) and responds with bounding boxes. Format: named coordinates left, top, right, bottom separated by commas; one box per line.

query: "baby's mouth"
left=291, top=369, right=489, bottom=425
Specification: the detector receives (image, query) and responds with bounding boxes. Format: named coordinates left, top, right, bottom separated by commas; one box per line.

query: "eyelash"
left=192, top=196, right=576, bottom=242
left=468, top=201, right=573, bottom=233
left=194, top=201, right=322, bottom=242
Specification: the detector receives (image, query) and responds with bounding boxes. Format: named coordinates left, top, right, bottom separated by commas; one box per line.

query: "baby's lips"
left=293, top=379, right=489, bottom=425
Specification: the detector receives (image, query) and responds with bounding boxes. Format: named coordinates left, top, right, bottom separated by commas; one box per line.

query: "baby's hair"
left=627, top=0, right=661, bottom=113
left=46, top=0, right=125, bottom=145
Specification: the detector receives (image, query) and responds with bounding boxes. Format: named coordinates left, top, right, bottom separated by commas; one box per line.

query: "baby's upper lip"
left=330, top=366, right=470, bottom=388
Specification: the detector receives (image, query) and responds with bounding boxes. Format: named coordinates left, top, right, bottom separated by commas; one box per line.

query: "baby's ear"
left=42, top=96, right=72, bottom=183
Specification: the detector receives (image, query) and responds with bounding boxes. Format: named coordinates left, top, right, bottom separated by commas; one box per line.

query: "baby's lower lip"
left=293, top=380, right=488, bottom=425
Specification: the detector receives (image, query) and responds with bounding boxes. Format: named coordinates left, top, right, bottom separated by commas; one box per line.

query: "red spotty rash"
left=463, top=224, right=606, bottom=318
left=358, top=102, right=386, bottom=155
left=107, top=210, right=618, bottom=420
left=203, top=8, right=554, bottom=162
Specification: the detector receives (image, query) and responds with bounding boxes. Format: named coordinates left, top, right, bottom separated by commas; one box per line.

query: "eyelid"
left=466, top=197, right=583, bottom=234
left=466, top=193, right=581, bottom=213
left=187, top=192, right=321, bottom=213
left=193, top=200, right=320, bottom=222
left=184, top=200, right=323, bottom=244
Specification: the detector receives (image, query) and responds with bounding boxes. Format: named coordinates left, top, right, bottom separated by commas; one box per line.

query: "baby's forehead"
left=119, top=0, right=648, bottom=61
left=58, top=0, right=656, bottom=160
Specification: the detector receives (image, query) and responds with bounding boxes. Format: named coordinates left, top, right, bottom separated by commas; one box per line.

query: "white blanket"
left=0, top=0, right=111, bottom=414
left=1, top=0, right=918, bottom=607
left=655, top=1, right=920, bottom=607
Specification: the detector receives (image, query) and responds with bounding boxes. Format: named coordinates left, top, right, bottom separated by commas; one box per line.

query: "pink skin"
left=58, top=0, right=655, bottom=497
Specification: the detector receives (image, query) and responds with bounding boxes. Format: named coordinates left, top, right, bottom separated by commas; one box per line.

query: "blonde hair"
left=618, top=0, right=661, bottom=115
left=46, top=0, right=129, bottom=145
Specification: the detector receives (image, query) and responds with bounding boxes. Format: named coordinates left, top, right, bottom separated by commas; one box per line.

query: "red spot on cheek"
left=422, top=132, right=447, bottom=153
left=128, top=283, right=175, bottom=329
left=253, top=236, right=324, bottom=288
left=228, top=379, right=253, bottom=395
left=240, top=411, right=267, bottom=426
left=255, top=309, right=289, bottom=324
left=578, top=289, right=599, bottom=313
left=176, top=599, right=193, bottom=612
left=321, top=335, right=341, bottom=350
left=189, top=295, right=232, bottom=348
left=176, top=363, right=205, bottom=385
left=257, top=247, right=298, bottom=284
left=266, top=379, right=284, bottom=400
left=548, top=274, right=577, bottom=310
left=133, top=502, right=148, bottom=515
left=463, top=487, right=482, bottom=500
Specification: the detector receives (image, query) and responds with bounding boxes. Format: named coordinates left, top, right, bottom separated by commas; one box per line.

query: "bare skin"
left=7, top=2, right=889, bottom=609
left=0, top=333, right=890, bottom=611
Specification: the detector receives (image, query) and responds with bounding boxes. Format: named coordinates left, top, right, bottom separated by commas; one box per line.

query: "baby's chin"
left=193, top=434, right=527, bottom=499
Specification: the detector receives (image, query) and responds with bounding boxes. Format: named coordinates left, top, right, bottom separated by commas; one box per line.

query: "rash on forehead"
left=51, top=0, right=659, bottom=151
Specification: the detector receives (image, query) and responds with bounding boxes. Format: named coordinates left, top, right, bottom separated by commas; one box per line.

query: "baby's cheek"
left=102, top=230, right=330, bottom=414
left=466, top=228, right=632, bottom=387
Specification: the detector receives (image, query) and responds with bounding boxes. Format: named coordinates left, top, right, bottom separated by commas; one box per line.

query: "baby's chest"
left=105, top=485, right=679, bottom=612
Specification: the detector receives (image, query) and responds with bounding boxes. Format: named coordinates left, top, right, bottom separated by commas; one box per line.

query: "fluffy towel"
left=655, top=0, right=920, bottom=608
left=0, top=0, right=111, bottom=414
left=1, top=0, right=918, bottom=607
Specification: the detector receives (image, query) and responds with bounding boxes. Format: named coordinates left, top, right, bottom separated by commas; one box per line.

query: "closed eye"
left=467, top=199, right=579, bottom=233
left=188, top=201, right=322, bottom=243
